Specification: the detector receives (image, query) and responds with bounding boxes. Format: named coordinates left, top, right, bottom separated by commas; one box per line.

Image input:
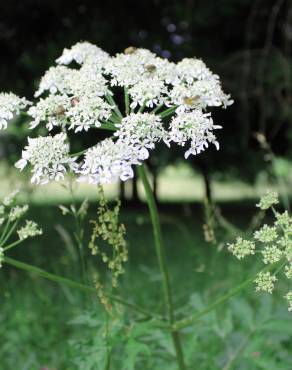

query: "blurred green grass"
left=0, top=202, right=291, bottom=369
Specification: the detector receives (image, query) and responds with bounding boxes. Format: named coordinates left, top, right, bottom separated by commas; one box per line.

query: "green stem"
left=3, top=238, right=23, bottom=251
left=106, top=94, right=123, bottom=119
left=137, top=164, right=186, bottom=370
left=152, top=104, right=164, bottom=114
left=0, top=219, right=11, bottom=245
left=3, top=256, right=163, bottom=320
left=0, top=221, right=19, bottom=248
left=124, top=87, right=130, bottom=116
left=173, top=262, right=281, bottom=331
left=159, top=106, right=178, bottom=119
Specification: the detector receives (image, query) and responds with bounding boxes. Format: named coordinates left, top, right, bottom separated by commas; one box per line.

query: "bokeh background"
left=0, top=1, right=292, bottom=369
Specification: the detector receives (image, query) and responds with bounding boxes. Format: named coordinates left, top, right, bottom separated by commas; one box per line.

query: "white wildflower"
left=115, top=113, right=168, bottom=159
left=105, top=48, right=165, bottom=87
left=56, top=41, right=110, bottom=67
left=170, top=79, right=233, bottom=112
left=15, top=133, right=77, bottom=184
left=128, top=77, right=169, bottom=109
left=28, top=95, right=70, bottom=130
left=34, top=66, right=78, bottom=97
left=169, top=111, right=221, bottom=158
left=17, top=220, right=42, bottom=240
left=78, top=138, right=141, bottom=184
left=255, top=271, right=277, bottom=293
left=0, top=218, right=4, bottom=226
left=175, top=58, right=216, bottom=84
left=67, top=70, right=109, bottom=98
left=66, top=96, right=113, bottom=132
left=0, top=93, right=30, bottom=130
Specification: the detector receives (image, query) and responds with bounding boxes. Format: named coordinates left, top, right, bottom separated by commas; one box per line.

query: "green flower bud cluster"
left=228, top=192, right=292, bottom=311
left=89, top=186, right=128, bottom=291
left=17, top=220, right=43, bottom=241
left=0, top=190, right=42, bottom=267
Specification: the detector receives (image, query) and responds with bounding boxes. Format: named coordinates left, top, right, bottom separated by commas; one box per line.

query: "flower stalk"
left=137, top=164, right=186, bottom=370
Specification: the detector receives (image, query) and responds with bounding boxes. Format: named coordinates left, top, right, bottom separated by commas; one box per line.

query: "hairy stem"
left=137, top=164, right=186, bottom=370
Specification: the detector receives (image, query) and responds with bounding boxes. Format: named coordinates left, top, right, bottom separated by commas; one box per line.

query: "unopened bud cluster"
left=228, top=191, right=292, bottom=311
left=89, top=187, right=128, bottom=289
left=0, top=190, right=42, bottom=267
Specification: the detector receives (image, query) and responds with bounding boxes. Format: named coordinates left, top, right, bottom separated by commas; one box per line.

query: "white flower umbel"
left=0, top=93, right=30, bottom=130
left=66, top=95, right=113, bottom=132
left=78, top=138, right=141, bottom=184
left=15, top=133, right=77, bottom=184
left=28, top=95, right=70, bottom=130
left=35, top=66, right=109, bottom=98
left=2, top=42, right=233, bottom=184
left=175, top=58, right=215, bottom=84
left=35, top=66, right=78, bottom=97
left=128, top=77, right=169, bottom=109
left=170, top=79, right=233, bottom=112
left=169, top=110, right=221, bottom=158
left=56, top=41, right=110, bottom=67
left=115, top=113, right=168, bottom=159
left=105, top=48, right=175, bottom=87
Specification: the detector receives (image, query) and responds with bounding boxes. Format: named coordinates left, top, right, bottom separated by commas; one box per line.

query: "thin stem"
left=152, top=104, right=164, bottom=114
left=138, top=102, right=147, bottom=113
left=0, top=220, right=19, bottom=248
left=106, top=94, right=123, bottom=119
left=124, top=87, right=130, bottom=116
left=69, top=183, right=87, bottom=286
left=173, top=261, right=281, bottom=331
left=4, top=256, right=164, bottom=321
left=0, top=219, right=11, bottom=245
left=159, top=106, right=178, bottom=119
left=3, top=238, right=23, bottom=251
left=137, top=164, right=186, bottom=370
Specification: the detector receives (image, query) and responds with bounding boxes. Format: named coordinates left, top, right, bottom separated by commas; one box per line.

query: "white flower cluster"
left=56, top=41, right=110, bottom=68
left=15, top=133, right=77, bottom=184
left=1, top=42, right=233, bottom=185
left=169, top=111, right=221, bottom=158
left=0, top=93, right=30, bottom=130
left=78, top=138, right=140, bottom=184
